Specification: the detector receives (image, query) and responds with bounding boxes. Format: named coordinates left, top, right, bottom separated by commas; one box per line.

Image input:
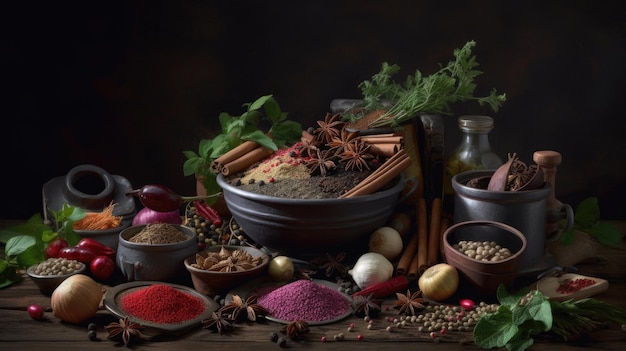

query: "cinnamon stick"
left=221, top=146, right=273, bottom=176
left=369, top=143, right=400, bottom=157
left=417, top=198, right=429, bottom=275
left=408, top=198, right=428, bottom=278
left=339, top=150, right=410, bottom=198
left=212, top=140, right=262, bottom=173
left=427, top=198, right=442, bottom=267
left=396, top=230, right=419, bottom=276
left=361, top=135, right=404, bottom=144
left=339, top=150, right=405, bottom=198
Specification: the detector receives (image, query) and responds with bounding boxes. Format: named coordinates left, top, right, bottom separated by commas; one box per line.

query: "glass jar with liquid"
left=443, top=116, right=502, bottom=213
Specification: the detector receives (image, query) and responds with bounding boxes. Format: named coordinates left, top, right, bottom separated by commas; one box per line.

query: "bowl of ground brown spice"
left=117, top=223, right=198, bottom=282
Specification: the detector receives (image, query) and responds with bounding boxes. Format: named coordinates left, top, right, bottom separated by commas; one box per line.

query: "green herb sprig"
left=0, top=204, right=85, bottom=288
left=473, top=285, right=626, bottom=351
left=560, top=197, right=622, bottom=247
left=351, top=40, right=506, bottom=127
left=182, top=95, right=302, bottom=200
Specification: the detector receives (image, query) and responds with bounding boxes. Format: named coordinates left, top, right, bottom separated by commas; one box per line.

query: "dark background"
left=3, top=1, right=625, bottom=220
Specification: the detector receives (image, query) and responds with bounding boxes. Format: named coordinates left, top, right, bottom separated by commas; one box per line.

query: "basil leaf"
left=5, top=235, right=36, bottom=257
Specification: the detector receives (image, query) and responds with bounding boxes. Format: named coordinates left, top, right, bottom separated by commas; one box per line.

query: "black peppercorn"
left=269, top=331, right=279, bottom=342
left=87, top=329, right=97, bottom=341
left=87, top=323, right=97, bottom=331
left=276, top=337, right=287, bottom=347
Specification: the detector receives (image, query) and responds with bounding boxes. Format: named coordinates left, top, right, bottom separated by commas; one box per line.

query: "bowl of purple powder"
left=226, top=278, right=353, bottom=325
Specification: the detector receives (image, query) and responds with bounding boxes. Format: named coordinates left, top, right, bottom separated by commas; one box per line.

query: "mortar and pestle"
left=451, top=150, right=573, bottom=274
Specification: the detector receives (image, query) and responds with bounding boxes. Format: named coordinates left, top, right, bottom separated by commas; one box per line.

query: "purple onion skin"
left=132, top=207, right=182, bottom=226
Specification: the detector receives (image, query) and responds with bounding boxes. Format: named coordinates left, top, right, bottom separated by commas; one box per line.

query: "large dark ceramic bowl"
left=216, top=173, right=407, bottom=257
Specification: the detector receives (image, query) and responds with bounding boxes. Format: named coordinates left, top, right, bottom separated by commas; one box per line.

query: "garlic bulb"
left=348, top=252, right=394, bottom=289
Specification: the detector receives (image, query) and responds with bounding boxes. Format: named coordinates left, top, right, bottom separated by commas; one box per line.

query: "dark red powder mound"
left=120, top=284, right=206, bottom=324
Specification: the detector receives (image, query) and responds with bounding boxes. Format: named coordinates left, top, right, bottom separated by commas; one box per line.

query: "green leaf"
left=574, top=197, right=600, bottom=228
left=5, top=235, right=36, bottom=257
left=248, top=94, right=273, bottom=111
left=62, top=223, right=81, bottom=246
left=16, top=243, right=44, bottom=267
left=182, top=150, right=200, bottom=160
left=198, top=138, right=214, bottom=158
left=588, top=221, right=622, bottom=247
left=241, top=130, right=277, bottom=150
left=506, top=335, right=534, bottom=351
left=41, top=229, right=58, bottom=243
left=0, top=263, right=22, bottom=289
left=473, top=305, right=518, bottom=348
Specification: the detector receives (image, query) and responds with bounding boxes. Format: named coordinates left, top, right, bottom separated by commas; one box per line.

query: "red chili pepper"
left=58, top=246, right=97, bottom=264
left=352, top=275, right=409, bottom=298
left=194, top=200, right=222, bottom=227
left=77, top=238, right=116, bottom=258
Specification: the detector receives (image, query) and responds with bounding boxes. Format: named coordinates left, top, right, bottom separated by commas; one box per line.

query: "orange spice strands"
left=73, top=202, right=121, bottom=231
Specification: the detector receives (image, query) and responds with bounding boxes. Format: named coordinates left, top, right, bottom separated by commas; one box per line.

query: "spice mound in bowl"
left=27, top=258, right=86, bottom=295
left=117, top=223, right=198, bottom=282
left=442, top=220, right=527, bottom=295
left=184, top=245, right=269, bottom=297
left=255, top=279, right=352, bottom=325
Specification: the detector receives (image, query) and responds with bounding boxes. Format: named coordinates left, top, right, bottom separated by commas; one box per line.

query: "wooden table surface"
left=1, top=221, right=625, bottom=351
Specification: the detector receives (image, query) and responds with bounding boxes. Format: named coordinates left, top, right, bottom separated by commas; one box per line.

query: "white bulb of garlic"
left=348, top=252, right=394, bottom=289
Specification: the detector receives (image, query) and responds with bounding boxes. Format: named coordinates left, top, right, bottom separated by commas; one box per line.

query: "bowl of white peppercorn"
left=442, top=220, right=527, bottom=295
left=27, top=258, right=87, bottom=295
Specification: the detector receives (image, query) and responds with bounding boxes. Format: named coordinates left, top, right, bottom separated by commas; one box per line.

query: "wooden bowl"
left=184, top=245, right=269, bottom=297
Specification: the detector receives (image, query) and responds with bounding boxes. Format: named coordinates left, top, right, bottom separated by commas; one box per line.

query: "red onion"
left=132, top=207, right=182, bottom=225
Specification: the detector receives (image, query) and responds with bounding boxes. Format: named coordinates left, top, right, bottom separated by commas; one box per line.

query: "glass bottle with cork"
left=443, top=115, right=502, bottom=214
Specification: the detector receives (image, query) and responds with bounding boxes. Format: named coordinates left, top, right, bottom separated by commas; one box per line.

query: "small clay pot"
left=184, top=245, right=269, bottom=297
left=443, top=220, right=527, bottom=295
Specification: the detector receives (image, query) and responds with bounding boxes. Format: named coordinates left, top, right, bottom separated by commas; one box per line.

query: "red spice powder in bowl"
left=120, top=284, right=206, bottom=324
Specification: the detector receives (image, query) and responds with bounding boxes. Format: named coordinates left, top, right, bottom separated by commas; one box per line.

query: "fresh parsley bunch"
left=352, top=40, right=507, bottom=127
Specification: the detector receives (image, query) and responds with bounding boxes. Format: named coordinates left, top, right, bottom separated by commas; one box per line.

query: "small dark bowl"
left=443, top=220, right=527, bottom=295
left=27, top=262, right=87, bottom=295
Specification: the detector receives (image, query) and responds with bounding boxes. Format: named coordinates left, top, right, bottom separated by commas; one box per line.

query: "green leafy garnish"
left=349, top=40, right=506, bottom=127
left=473, top=285, right=626, bottom=351
left=182, top=94, right=302, bottom=200
left=0, top=204, right=86, bottom=288
left=560, top=197, right=622, bottom=247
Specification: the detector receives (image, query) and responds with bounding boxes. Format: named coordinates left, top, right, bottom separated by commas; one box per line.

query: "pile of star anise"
left=191, top=246, right=264, bottom=272
left=298, top=112, right=377, bottom=176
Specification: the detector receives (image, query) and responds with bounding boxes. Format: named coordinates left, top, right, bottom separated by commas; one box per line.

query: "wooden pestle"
left=533, top=150, right=562, bottom=235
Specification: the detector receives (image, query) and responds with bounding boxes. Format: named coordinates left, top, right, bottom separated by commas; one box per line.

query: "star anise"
left=340, top=139, right=373, bottom=172
left=305, top=149, right=336, bottom=177
left=327, top=127, right=360, bottom=157
left=320, top=252, right=349, bottom=277
left=219, top=294, right=269, bottom=322
left=281, top=320, right=310, bottom=339
left=393, top=289, right=426, bottom=316
left=202, top=311, right=234, bottom=334
left=297, top=130, right=323, bottom=157
left=105, top=316, right=144, bottom=346
left=351, top=294, right=382, bottom=317
left=313, top=112, right=345, bottom=144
